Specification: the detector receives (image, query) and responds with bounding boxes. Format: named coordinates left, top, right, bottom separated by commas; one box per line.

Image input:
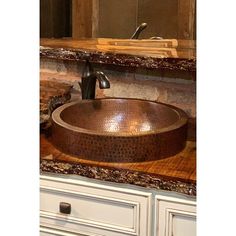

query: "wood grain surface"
left=72, top=0, right=93, bottom=38
left=40, top=38, right=196, bottom=59
left=40, top=134, right=196, bottom=183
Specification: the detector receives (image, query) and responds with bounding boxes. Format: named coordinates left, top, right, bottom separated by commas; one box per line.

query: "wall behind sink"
left=40, top=58, right=196, bottom=139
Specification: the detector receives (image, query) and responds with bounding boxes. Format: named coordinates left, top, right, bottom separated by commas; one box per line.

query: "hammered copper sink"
left=51, top=98, right=188, bottom=162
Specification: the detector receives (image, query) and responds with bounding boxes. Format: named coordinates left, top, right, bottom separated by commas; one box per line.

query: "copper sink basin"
left=51, top=98, right=188, bottom=162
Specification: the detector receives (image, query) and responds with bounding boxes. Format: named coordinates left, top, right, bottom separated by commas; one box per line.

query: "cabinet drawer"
left=155, top=195, right=196, bottom=236
left=40, top=175, right=152, bottom=236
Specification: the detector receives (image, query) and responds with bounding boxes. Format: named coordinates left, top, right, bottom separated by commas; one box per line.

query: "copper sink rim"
left=52, top=98, right=188, bottom=137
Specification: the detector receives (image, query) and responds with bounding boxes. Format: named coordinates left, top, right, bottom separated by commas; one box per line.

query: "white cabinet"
left=40, top=175, right=152, bottom=236
left=155, top=195, right=196, bottom=236
left=40, top=174, right=196, bottom=236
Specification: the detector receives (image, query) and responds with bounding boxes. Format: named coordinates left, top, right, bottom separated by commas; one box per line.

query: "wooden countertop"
left=40, top=38, right=196, bottom=72
left=40, top=133, right=196, bottom=196
left=40, top=78, right=196, bottom=196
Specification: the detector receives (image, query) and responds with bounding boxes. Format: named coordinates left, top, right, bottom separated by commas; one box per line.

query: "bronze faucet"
left=79, top=60, right=110, bottom=99
left=131, top=23, right=147, bottom=39
left=131, top=22, right=163, bottom=40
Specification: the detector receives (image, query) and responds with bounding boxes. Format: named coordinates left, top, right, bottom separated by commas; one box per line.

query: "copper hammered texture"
left=51, top=98, right=188, bottom=162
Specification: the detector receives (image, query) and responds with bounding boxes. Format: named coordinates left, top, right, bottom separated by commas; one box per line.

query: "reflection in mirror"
left=40, top=0, right=196, bottom=40
left=40, top=0, right=72, bottom=38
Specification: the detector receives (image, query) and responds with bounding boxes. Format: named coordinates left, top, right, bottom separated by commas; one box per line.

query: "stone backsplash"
left=40, top=58, right=196, bottom=118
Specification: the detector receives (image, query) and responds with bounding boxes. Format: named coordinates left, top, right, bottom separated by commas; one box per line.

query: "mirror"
left=40, top=0, right=196, bottom=40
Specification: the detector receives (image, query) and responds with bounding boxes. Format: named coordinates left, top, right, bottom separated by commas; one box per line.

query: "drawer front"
left=155, top=195, right=196, bottom=236
left=40, top=175, right=152, bottom=236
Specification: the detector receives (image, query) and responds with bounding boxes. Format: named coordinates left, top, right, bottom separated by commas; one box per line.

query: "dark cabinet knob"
left=59, top=202, right=71, bottom=214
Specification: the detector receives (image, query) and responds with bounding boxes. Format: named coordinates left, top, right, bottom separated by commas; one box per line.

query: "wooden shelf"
left=40, top=38, right=196, bottom=72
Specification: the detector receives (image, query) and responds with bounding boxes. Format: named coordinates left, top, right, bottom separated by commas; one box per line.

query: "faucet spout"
left=95, top=71, right=110, bottom=89
left=131, top=22, right=147, bottom=39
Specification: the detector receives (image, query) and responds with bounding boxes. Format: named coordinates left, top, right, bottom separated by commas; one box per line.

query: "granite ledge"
left=40, top=47, right=196, bottom=72
left=40, top=160, right=196, bottom=197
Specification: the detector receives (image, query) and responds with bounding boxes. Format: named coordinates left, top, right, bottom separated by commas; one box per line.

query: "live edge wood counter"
left=40, top=38, right=196, bottom=72
left=40, top=133, right=196, bottom=197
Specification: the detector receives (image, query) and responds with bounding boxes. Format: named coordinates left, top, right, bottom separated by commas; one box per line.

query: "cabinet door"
left=155, top=195, right=196, bottom=236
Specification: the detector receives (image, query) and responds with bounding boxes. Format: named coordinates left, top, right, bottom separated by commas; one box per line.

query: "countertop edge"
left=40, top=159, right=196, bottom=196
left=40, top=46, right=196, bottom=72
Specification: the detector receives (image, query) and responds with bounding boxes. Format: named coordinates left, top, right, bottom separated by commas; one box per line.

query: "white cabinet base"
left=40, top=174, right=196, bottom=236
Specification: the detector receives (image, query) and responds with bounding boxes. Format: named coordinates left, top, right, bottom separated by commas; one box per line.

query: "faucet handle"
left=82, top=60, right=94, bottom=78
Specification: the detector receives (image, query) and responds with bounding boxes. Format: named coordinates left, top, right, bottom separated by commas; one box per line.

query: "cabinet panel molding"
left=40, top=226, right=89, bottom=236
left=154, top=195, right=196, bottom=236
left=41, top=185, right=140, bottom=235
left=40, top=175, right=152, bottom=236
